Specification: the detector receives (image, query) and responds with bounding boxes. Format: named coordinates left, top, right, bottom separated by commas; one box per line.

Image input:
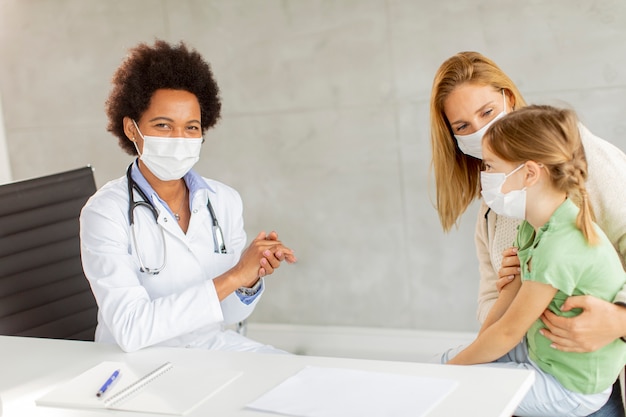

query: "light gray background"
left=1, top=0, right=625, bottom=333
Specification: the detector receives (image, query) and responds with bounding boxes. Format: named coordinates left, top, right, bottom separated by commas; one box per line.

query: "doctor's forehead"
left=142, top=89, right=201, bottom=119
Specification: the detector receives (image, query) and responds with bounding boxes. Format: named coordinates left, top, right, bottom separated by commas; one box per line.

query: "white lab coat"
left=80, top=171, right=264, bottom=352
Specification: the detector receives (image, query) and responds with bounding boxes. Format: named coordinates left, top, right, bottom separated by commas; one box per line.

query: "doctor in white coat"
left=80, top=40, right=296, bottom=353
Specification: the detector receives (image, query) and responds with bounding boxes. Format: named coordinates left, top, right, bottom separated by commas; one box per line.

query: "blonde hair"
left=430, top=51, right=527, bottom=231
left=484, top=105, right=597, bottom=244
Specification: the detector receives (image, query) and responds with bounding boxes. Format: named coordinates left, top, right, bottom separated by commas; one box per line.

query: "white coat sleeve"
left=80, top=192, right=225, bottom=352
left=214, top=184, right=265, bottom=325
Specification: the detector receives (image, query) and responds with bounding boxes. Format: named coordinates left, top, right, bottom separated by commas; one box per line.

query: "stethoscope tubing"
left=125, top=163, right=226, bottom=275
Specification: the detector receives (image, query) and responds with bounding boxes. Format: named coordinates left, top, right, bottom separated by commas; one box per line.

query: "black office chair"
left=0, top=166, right=98, bottom=341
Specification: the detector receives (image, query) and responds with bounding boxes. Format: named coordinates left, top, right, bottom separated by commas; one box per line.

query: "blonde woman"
left=430, top=52, right=626, bottom=416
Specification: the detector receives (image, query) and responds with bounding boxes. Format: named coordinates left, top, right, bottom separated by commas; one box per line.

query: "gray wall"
left=1, top=0, right=626, bottom=333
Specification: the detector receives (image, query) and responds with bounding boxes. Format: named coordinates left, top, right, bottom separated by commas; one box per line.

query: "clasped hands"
left=237, top=231, right=296, bottom=289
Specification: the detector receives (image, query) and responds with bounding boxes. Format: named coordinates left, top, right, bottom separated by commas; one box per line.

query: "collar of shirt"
left=130, top=159, right=214, bottom=217
left=535, top=198, right=577, bottom=237
left=519, top=198, right=577, bottom=250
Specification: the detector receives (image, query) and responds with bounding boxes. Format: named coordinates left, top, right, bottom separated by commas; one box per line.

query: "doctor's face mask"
left=132, top=120, right=202, bottom=181
left=453, top=89, right=508, bottom=159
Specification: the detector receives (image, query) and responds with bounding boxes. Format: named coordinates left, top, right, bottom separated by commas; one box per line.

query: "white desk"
left=0, top=335, right=534, bottom=417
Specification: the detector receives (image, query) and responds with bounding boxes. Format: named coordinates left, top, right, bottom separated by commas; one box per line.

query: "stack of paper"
left=247, top=366, right=458, bottom=417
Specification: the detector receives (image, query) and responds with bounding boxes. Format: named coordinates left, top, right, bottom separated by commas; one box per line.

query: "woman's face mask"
left=453, top=89, right=507, bottom=159
left=480, top=164, right=526, bottom=220
left=132, top=120, right=202, bottom=181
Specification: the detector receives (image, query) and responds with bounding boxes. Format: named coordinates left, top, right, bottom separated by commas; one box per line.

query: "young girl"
left=440, top=105, right=626, bottom=416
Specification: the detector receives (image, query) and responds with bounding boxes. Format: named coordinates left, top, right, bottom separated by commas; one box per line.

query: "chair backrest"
left=0, top=166, right=98, bottom=341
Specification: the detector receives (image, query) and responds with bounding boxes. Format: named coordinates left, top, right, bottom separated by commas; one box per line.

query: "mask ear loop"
left=131, top=120, right=144, bottom=157
left=499, top=163, right=526, bottom=192
left=505, top=163, right=526, bottom=178
left=131, top=139, right=142, bottom=156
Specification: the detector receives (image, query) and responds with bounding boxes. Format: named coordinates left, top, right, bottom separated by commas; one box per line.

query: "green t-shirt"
left=516, top=199, right=626, bottom=394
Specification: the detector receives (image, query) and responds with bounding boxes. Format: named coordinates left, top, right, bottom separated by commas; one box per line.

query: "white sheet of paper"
left=247, top=366, right=458, bottom=417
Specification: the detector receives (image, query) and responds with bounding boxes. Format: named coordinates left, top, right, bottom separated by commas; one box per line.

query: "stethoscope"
left=126, top=164, right=226, bottom=275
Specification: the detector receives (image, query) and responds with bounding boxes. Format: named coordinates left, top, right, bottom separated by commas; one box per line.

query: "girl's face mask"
left=480, top=164, right=526, bottom=220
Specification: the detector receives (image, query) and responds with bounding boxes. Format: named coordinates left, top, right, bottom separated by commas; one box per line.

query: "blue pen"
left=96, top=369, right=120, bottom=397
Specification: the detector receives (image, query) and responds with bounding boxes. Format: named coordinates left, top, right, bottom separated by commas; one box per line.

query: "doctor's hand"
left=215, top=231, right=296, bottom=300
left=239, top=231, right=296, bottom=286
left=497, top=247, right=521, bottom=292
left=539, top=295, right=626, bottom=353
left=259, top=231, right=297, bottom=269
left=257, top=231, right=297, bottom=278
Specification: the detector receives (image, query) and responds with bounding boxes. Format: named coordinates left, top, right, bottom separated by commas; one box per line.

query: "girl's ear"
left=523, top=161, right=543, bottom=187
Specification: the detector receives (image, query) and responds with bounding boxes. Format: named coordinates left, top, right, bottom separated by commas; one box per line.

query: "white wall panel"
left=1, top=0, right=625, bottom=333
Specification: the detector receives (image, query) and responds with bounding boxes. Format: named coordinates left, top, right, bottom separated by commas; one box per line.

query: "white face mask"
left=454, top=89, right=507, bottom=159
left=480, top=164, right=526, bottom=220
left=132, top=120, right=202, bottom=181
